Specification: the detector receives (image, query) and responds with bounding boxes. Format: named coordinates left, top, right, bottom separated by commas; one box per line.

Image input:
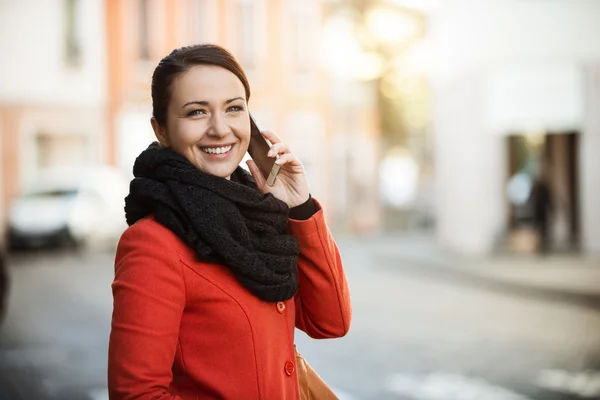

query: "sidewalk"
left=462, top=255, right=600, bottom=298
left=340, top=233, right=600, bottom=309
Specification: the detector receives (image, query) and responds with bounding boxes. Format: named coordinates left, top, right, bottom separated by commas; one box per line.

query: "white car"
left=7, top=165, right=129, bottom=250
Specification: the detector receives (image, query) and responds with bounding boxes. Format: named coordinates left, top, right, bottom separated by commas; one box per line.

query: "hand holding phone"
left=247, top=115, right=281, bottom=187
left=245, top=114, right=311, bottom=208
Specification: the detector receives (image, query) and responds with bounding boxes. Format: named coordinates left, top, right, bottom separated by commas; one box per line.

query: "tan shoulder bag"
left=294, top=347, right=339, bottom=400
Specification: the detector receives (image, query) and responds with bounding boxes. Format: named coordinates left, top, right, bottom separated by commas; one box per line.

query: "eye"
left=227, top=105, right=245, bottom=113
left=187, top=109, right=206, bottom=117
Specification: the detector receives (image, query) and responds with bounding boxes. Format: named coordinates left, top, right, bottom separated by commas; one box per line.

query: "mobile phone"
left=247, top=114, right=281, bottom=186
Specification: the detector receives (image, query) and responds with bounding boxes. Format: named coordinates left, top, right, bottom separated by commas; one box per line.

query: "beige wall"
left=0, top=0, right=106, bottom=107
left=0, top=105, right=106, bottom=198
left=434, top=74, right=507, bottom=255
left=581, top=66, right=600, bottom=256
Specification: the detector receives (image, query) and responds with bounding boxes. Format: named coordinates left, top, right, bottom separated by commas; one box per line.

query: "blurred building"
left=0, top=0, right=108, bottom=230
left=0, top=0, right=382, bottom=234
left=430, top=0, right=600, bottom=256
left=105, top=0, right=381, bottom=232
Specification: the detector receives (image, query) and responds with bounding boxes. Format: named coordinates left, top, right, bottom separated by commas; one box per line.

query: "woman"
left=108, top=44, right=351, bottom=400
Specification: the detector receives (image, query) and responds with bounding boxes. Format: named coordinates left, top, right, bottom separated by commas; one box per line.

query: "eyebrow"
left=181, top=97, right=245, bottom=109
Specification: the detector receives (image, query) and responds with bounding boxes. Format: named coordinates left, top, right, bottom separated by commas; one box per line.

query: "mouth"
left=199, top=144, right=234, bottom=157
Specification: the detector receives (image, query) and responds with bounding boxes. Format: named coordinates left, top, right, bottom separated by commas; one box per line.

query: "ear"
left=151, top=117, right=169, bottom=147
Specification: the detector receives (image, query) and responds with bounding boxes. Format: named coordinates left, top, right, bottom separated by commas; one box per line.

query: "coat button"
left=276, top=301, right=286, bottom=313
left=284, top=361, right=295, bottom=376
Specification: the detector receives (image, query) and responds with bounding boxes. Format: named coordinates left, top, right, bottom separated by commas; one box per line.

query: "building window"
left=139, top=0, right=150, bottom=60
left=290, top=13, right=310, bottom=74
left=285, top=1, right=318, bottom=77
left=191, top=0, right=204, bottom=42
left=237, top=0, right=256, bottom=70
left=64, top=0, right=81, bottom=66
left=37, top=134, right=87, bottom=169
left=190, top=0, right=220, bottom=44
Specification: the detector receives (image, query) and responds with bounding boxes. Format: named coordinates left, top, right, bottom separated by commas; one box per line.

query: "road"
left=1, top=241, right=599, bottom=400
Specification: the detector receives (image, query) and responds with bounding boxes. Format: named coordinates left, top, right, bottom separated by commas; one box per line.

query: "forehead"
left=170, top=65, right=246, bottom=103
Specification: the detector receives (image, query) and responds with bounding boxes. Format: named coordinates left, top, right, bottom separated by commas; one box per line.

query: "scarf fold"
left=125, top=143, right=299, bottom=302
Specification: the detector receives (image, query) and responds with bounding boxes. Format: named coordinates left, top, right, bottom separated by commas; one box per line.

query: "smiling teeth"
left=201, top=145, right=232, bottom=154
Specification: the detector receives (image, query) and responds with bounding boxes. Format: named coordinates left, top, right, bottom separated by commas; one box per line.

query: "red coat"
left=108, top=201, right=351, bottom=400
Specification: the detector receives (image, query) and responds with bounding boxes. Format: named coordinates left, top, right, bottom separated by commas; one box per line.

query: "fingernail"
left=268, top=150, right=274, bottom=157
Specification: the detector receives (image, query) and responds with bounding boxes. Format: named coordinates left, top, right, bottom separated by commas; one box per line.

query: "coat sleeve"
left=108, top=220, right=186, bottom=400
left=288, top=199, right=352, bottom=338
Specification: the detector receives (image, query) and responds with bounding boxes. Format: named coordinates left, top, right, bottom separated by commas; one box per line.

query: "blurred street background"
left=1, top=0, right=600, bottom=399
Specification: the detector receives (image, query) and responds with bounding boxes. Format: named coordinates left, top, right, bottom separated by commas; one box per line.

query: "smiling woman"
left=150, top=65, right=251, bottom=179
left=107, top=44, right=351, bottom=400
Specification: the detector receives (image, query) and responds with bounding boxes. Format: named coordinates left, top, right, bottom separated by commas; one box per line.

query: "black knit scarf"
left=124, top=143, right=300, bottom=302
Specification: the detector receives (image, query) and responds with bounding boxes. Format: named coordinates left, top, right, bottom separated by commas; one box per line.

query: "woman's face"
left=152, top=65, right=250, bottom=179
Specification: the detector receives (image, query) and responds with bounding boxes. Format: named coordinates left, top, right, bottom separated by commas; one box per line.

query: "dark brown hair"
left=151, top=44, right=251, bottom=126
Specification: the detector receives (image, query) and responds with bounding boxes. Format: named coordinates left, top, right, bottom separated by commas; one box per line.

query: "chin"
left=190, top=149, right=246, bottom=179
left=199, top=163, right=238, bottom=179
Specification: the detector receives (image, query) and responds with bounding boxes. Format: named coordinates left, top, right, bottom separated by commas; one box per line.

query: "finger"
left=274, top=153, right=303, bottom=167
left=267, top=143, right=291, bottom=157
left=260, top=130, right=282, bottom=145
left=246, top=159, right=267, bottom=189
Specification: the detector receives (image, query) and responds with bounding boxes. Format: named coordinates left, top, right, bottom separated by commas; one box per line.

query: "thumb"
left=246, top=160, right=267, bottom=193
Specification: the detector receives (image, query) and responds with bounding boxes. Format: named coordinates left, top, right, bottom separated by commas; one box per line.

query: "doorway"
left=506, top=132, right=580, bottom=253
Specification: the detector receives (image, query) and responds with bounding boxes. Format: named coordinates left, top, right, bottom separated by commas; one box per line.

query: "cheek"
left=237, top=129, right=251, bottom=154
left=233, top=121, right=250, bottom=142
left=240, top=130, right=250, bottom=144
left=168, top=120, right=206, bottom=145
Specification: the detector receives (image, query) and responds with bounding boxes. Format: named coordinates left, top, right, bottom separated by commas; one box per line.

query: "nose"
left=207, top=113, right=231, bottom=138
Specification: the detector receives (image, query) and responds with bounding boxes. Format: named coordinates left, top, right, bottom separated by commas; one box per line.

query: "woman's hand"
left=246, top=130, right=310, bottom=208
